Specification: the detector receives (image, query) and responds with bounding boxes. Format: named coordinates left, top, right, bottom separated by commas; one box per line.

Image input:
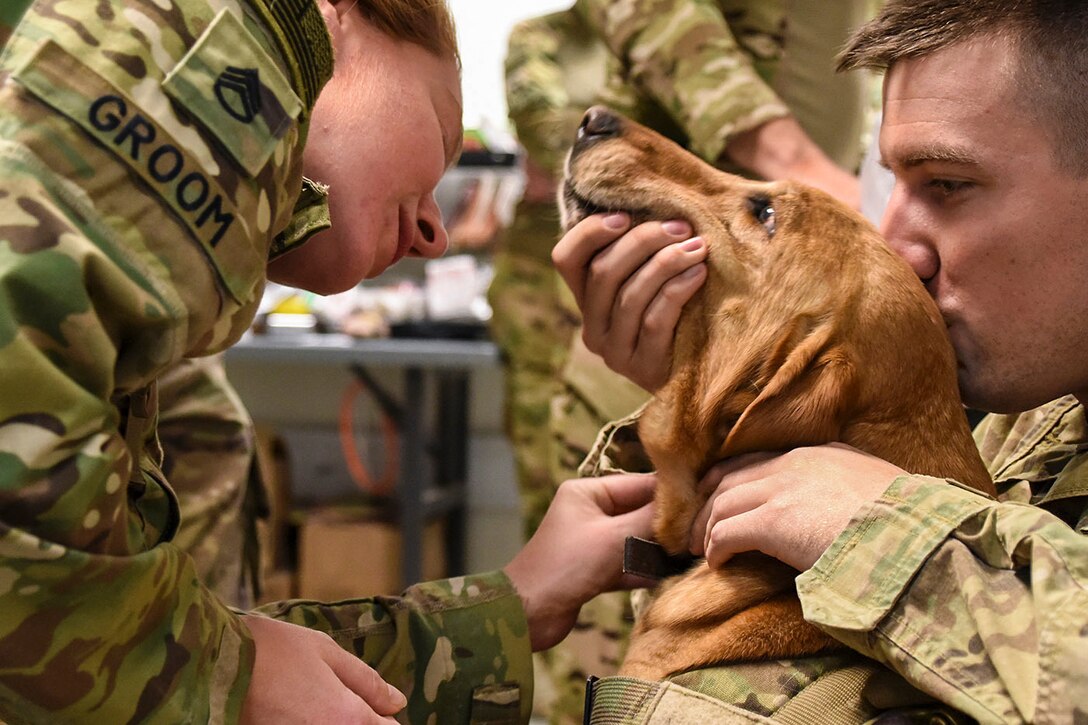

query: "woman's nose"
left=412, top=193, right=449, bottom=259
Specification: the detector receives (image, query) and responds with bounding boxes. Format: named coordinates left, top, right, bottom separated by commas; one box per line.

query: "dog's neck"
left=662, top=288, right=994, bottom=495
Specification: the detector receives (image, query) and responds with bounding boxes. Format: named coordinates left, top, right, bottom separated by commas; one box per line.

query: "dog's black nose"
left=576, top=106, right=621, bottom=146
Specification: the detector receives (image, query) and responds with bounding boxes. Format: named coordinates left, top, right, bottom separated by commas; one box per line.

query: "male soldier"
left=555, top=0, right=1088, bottom=720
left=497, top=1, right=875, bottom=721
left=0, top=1, right=657, bottom=723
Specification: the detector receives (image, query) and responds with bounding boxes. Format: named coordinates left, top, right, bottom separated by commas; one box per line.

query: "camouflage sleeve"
left=158, top=354, right=258, bottom=609
left=504, top=13, right=590, bottom=174
left=255, top=570, right=534, bottom=724
left=0, top=145, right=256, bottom=724
left=796, top=475, right=1088, bottom=723
left=579, top=0, right=790, bottom=163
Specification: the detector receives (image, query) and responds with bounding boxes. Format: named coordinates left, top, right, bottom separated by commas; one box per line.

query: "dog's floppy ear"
left=703, top=320, right=858, bottom=458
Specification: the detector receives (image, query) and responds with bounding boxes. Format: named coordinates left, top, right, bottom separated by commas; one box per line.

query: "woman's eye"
left=747, top=196, right=776, bottom=236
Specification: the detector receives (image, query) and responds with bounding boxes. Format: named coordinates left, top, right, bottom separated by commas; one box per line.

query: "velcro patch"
left=13, top=39, right=262, bottom=303
left=163, top=8, right=301, bottom=178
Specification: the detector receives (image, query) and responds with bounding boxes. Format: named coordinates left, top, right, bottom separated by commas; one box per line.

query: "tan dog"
left=560, top=107, right=995, bottom=680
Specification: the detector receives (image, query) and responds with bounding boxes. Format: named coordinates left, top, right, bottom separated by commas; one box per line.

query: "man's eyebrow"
left=882, top=143, right=981, bottom=170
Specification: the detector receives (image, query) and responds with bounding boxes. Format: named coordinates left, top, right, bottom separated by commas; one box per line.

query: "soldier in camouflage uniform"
left=493, top=2, right=659, bottom=541
left=555, top=0, right=1088, bottom=721
left=498, top=1, right=876, bottom=721
left=488, top=6, right=600, bottom=541
left=0, top=0, right=659, bottom=722
left=1, top=0, right=262, bottom=618
left=493, top=9, right=667, bottom=721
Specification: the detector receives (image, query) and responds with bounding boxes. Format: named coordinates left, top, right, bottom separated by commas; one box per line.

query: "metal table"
left=225, top=332, right=500, bottom=588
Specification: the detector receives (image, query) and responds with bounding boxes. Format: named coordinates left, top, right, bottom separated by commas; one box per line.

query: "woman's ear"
left=331, top=0, right=363, bottom=19
left=314, top=0, right=360, bottom=60
left=315, top=0, right=355, bottom=35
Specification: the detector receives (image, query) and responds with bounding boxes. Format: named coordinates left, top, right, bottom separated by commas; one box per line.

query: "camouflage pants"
left=487, top=206, right=577, bottom=538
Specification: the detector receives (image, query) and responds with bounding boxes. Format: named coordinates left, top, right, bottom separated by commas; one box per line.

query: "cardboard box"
left=253, top=425, right=294, bottom=575
left=257, top=568, right=296, bottom=605
left=297, top=505, right=446, bottom=600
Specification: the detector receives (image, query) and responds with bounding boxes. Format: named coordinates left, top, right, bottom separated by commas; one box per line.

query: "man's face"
left=878, top=35, right=1088, bottom=412
left=267, top=4, right=463, bottom=294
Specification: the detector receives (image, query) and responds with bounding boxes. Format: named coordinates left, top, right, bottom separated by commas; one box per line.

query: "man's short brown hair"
left=357, top=0, right=461, bottom=68
left=839, top=0, right=1088, bottom=176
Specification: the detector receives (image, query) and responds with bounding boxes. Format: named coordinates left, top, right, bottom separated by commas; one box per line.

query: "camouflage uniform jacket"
left=0, top=1, right=531, bottom=723
left=798, top=396, right=1088, bottom=723
left=581, top=397, right=1087, bottom=723
left=578, top=0, right=873, bottom=171
left=504, top=6, right=614, bottom=182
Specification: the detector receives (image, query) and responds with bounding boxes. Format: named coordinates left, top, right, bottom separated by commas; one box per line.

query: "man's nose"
left=879, top=187, right=939, bottom=283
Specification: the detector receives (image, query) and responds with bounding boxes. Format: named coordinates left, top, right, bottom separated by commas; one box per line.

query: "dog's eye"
left=747, top=196, right=776, bottom=237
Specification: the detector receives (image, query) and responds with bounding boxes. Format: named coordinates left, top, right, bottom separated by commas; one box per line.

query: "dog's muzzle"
left=560, top=106, right=626, bottom=229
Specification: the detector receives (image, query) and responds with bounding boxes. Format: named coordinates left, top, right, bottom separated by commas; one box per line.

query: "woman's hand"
left=552, top=213, right=707, bottom=391
left=240, top=615, right=406, bottom=724
left=503, top=473, right=656, bottom=651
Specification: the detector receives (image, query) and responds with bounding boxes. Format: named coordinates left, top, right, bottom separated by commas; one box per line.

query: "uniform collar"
left=269, top=176, right=331, bottom=260
left=247, top=0, right=333, bottom=114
